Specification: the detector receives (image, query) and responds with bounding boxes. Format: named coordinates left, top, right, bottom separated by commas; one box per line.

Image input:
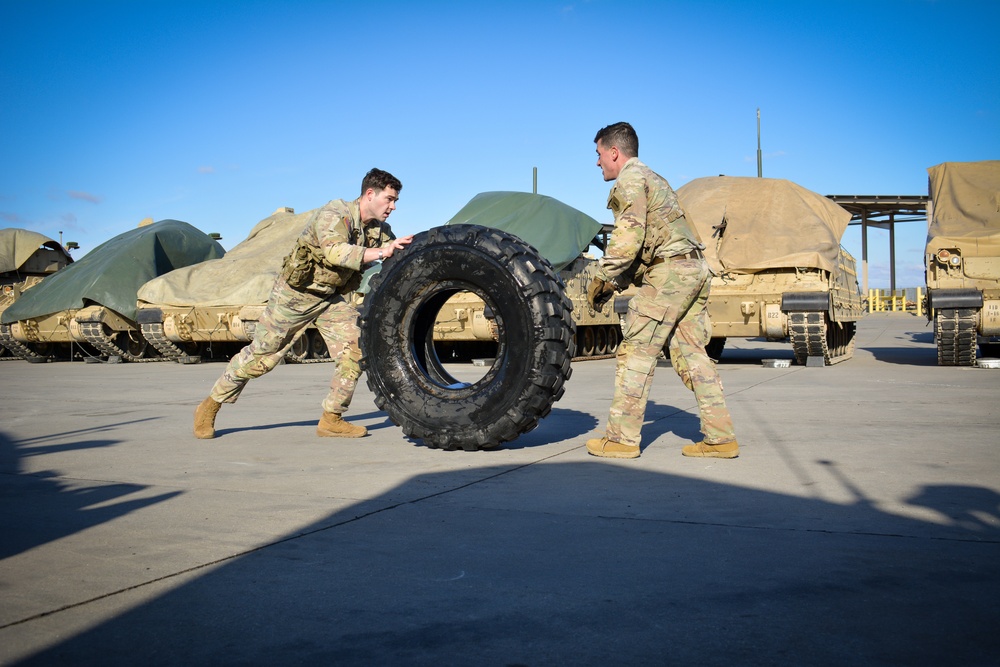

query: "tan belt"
left=650, top=248, right=702, bottom=266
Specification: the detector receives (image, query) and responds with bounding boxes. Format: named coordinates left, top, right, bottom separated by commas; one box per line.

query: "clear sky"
left=2, top=0, right=997, bottom=289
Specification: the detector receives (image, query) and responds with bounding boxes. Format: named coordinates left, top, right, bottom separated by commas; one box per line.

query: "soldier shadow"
left=0, top=430, right=183, bottom=561
left=641, top=399, right=704, bottom=446
left=214, top=410, right=395, bottom=438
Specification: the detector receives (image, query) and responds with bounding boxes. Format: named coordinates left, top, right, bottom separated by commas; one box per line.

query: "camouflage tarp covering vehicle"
left=925, top=160, right=1000, bottom=364
left=0, top=229, right=74, bottom=359
left=432, top=191, right=625, bottom=360
left=677, top=176, right=864, bottom=365
left=0, top=220, right=224, bottom=361
left=135, top=207, right=330, bottom=362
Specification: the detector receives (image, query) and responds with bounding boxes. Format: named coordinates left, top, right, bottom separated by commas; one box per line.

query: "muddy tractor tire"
left=360, top=224, right=575, bottom=451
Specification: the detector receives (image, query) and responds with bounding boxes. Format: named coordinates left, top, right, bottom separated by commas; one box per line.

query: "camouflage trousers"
left=606, top=257, right=736, bottom=448
left=210, top=277, right=362, bottom=414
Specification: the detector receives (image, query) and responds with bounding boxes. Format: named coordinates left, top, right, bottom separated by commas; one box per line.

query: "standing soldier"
left=586, top=123, right=739, bottom=459
left=193, top=168, right=413, bottom=440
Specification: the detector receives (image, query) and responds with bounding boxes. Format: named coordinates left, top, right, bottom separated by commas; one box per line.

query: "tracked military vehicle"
left=0, top=220, right=224, bottom=361
left=0, top=229, right=75, bottom=359
left=430, top=192, right=625, bottom=361
left=925, top=160, right=1000, bottom=365
left=677, top=176, right=865, bottom=365
left=136, top=207, right=333, bottom=363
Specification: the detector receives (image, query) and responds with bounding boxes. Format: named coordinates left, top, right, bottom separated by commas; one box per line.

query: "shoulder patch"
left=607, top=189, right=623, bottom=215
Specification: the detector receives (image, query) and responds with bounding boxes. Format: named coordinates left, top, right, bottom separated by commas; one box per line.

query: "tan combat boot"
left=194, top=397, right=222, bottom=439
left=586, top=437, right=640, bottom=459
left=317, top=411, right=368, bottom=438
left=682, top=440, right=740, bottom=459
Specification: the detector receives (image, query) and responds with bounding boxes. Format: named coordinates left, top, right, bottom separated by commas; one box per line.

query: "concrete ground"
left=0, top=312, right=997, bottom=666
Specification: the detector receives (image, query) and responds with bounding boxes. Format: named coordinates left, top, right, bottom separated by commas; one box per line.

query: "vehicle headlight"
left=949, top=255, right=962, bottom=267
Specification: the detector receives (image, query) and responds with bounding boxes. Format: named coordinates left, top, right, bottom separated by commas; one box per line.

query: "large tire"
left=360, top=224, right=575, bottom=451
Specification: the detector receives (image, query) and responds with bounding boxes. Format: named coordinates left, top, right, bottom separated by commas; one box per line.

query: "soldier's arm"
left=598, top=183, right=647, bottom=282
left=314, top=207, right=366, bottom=270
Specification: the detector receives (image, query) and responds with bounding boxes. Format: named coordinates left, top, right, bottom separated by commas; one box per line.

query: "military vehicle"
left=430, top=191, right=625, bottom=361
left=0, top=229, right=75, bottom=359
left=924, top=160, right=1000, bottom=365
left=677, top=176, right=865, bottom=365
left=0, top=220, right=224, bottom=362
left=136, top=207, right=333, bottom=363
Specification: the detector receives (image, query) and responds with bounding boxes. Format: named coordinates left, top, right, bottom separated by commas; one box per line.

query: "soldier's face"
left=362, top=187, right=399, bottom=221
left=596, top=141, right=620, bottom=182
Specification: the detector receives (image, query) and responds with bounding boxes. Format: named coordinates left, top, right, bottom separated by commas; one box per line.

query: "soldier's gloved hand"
left=587, top=277, right=615, bottom=310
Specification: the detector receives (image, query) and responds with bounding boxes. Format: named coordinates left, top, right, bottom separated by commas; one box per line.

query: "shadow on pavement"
left=7, top=458, right=999, bottom=666
left=0, top=429, right=182, bottom=561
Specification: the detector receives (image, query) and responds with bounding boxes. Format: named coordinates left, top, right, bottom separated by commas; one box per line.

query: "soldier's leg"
left=210, top=279, right=327, bottom=404
left=668, top=289, right=711, bottom=392
left=668, top=279, right=737, bottom=445
left=604, top=289, right=679, bottom=448
left=314, top=295, right=362, bottom=415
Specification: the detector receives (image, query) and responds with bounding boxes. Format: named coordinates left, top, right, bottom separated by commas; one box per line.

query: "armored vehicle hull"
left=0, top=220, right=224, bottom=362
left=0, top=229, right=75, bottom=360
left=678, top=176, right=864, bottom=365
left=136, top=207, right=331, bottom=363
left=924, top=161, right=1000, bottom=365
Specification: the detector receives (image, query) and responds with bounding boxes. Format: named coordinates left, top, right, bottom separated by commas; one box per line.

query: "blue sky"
left=2, top=0, right=997, bottom=289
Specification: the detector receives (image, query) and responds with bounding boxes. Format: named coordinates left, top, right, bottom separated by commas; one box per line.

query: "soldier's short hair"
left=594, top=122, right=639, bottom=158
left=361, top=168, right=402, bottom=195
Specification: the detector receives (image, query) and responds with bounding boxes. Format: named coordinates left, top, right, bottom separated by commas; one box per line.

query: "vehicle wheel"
left=284, top=330, right=310, bottom=363
left=594, top=326, right=608, bottom=355
left=308, top=329, right=330, bottom=359
left=606, top=325, right=620, bottom=354
left=579, top=327, right=596, bottom=357
left=706, top=337, right=726, bottom=362
left=113, top=330, right=150, bottom=358
left=360, top=224, right=575, bottom=451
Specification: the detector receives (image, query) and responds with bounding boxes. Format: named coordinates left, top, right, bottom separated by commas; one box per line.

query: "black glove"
left=587, top=277, right=615, bottom=311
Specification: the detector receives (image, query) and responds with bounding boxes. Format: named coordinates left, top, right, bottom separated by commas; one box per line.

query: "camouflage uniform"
left=597, top=158, right=736, bottom=448
left=209, top=198, right=394, bottom=414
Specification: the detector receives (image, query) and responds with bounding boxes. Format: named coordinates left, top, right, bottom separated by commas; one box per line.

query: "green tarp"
left=445, top=192, right=603, bottom=272
left=2, top=220, right=225, bottom=324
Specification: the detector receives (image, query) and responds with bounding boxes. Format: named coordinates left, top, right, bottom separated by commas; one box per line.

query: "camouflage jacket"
left=283, top=198, right=395, bottom=295
left=597, top=158, right=704, bottom=284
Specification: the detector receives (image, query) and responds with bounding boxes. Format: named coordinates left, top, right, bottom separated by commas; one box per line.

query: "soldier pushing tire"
left=360, top=224, right=575, bottom=451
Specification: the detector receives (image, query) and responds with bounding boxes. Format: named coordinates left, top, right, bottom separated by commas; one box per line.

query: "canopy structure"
left=2, top=220, right=224, bottom=323
left=827, top=194, right=928, bottom=293
left=445, top=191, right=603, bottom=272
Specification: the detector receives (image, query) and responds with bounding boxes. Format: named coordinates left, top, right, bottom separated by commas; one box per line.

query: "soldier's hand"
left=587, top=277, right=615, bottom=311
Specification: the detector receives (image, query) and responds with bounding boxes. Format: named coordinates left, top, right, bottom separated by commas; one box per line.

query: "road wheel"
left=308, top=329, right=330, bottom=359
left=606, top=325, right=620, bottom=354
left=579, top=327, right=596, bottom=357
left=706, top=337, right=726, bottom=362
left=360, top=224, right=575, bottom=450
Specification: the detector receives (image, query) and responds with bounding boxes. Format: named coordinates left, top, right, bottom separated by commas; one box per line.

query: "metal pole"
left=533, top=167, right=538, bottom=194
left=889, top=211, right=896, bottom=292
left=861, top=209, right=869, bottom=296
left=756, top=108, right=762, bottom=178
